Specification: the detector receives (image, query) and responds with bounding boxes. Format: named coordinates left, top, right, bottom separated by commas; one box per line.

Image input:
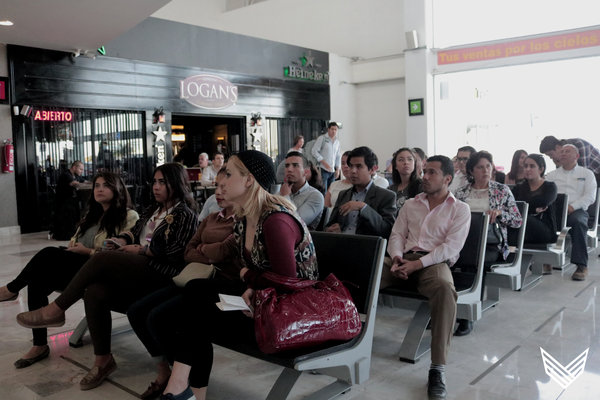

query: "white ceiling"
left=0, top=0, right=403, bottom=59
left=153, top=0, right=405, bottom=59
left=0, top=0, right=171, bottom=53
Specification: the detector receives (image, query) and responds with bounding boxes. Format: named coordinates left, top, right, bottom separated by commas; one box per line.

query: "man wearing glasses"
left=449, top=146, right=476, bottom=194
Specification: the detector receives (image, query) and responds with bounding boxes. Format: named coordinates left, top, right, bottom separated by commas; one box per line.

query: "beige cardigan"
left=69, top=209, right=139, bottom=250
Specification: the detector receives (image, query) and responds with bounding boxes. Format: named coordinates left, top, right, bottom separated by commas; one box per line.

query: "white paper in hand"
left=216, top=294, right=251, bottom=312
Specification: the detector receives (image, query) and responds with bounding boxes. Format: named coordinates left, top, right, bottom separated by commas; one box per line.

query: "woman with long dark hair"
left=512, top=154, right=557, bottom=273
left=127, top=168, right=239, bottom=399
left=388, top=147, right=423, bottom=211
left=15, top=163, right=199, bottom=391
left=505, top=149, right=528, bottom=185
left=0, top=172, right=138, bottom=368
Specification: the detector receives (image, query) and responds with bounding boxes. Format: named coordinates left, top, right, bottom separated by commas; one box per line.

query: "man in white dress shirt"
left=546, top=144, right=597, bottom=280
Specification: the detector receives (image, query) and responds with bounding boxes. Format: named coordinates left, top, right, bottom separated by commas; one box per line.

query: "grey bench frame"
left=483, top=201, right=532, bottom=310
left=212, top=232, right=386, bottom=400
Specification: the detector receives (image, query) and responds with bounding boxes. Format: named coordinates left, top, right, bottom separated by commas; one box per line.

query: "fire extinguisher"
left=2, top=139, right=14, bottom=173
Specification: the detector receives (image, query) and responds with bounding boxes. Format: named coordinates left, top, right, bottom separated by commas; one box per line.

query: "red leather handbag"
left=253, top=272, right=362, bottom=354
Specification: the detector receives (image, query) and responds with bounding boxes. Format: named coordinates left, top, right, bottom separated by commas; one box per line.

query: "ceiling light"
left=0, top=20, right=14, bottom=26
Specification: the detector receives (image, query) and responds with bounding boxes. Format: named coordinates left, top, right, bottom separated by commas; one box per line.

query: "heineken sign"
left=284, top=53, right=329, bottom=83
left=180, top=74, right=238, bottom=110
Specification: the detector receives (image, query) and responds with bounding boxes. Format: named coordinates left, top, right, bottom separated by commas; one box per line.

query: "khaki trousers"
left=381, top=254, right=457, bottom=365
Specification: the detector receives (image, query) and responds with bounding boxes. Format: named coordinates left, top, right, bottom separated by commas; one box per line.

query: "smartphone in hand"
left=103, top=239, right=122, bottom=249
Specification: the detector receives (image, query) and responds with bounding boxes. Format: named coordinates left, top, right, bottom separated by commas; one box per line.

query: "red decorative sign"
left=438, top=28, right=600, bottom=65
left=180, top=74, right=238, bottom=110
left=34, top=110, right=73, bottom=122
left=0, top=77, right=7, bottom=103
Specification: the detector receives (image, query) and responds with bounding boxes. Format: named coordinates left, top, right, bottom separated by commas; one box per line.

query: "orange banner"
left=438, top=28, right=600, bottom=65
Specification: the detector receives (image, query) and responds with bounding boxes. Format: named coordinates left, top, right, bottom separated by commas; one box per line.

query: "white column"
left=403, top=0, right=436, bottom=156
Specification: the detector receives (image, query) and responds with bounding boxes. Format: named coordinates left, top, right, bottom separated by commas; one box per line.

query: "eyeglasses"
left=456, top=157, right=469, bottom=162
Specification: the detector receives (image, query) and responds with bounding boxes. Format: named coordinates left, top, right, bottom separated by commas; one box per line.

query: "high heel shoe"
left=16, top=307, right=65, bottom=329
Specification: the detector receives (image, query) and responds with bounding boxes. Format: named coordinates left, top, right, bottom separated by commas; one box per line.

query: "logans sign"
left=180, top=74, right=238, bottom=110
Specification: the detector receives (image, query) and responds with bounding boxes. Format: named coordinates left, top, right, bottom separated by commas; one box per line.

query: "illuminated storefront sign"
left=34, top=110, right=73, bottom=122
left=180, top=74, right=238, bottom=110
left=438, top=28, right=600, bottom=66
left=0, top=77, right=7, bottom=103
left=153, top=126, right=168, bottom=167
left=284, top=52, right=329, bottom=83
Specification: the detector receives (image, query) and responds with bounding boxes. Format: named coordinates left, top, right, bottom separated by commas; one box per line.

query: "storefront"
left=7, top=21, right=331, bottom=232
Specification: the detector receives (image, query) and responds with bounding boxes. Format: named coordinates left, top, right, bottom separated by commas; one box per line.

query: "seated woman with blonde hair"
left=155, top=150, right=318, bottom=400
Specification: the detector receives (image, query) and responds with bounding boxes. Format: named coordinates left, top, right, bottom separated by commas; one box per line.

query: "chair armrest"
left=551, top=227, right=571, bottom=251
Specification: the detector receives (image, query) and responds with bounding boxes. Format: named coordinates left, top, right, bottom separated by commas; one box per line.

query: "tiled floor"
left=0, top=232, right=599, bottom=399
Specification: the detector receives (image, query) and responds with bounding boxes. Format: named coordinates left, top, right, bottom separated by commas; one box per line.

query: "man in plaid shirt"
left=540, top=135, right=600, bottom=187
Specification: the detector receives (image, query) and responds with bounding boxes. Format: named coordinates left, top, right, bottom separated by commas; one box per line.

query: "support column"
left=403, top=0, right=436, bottom=156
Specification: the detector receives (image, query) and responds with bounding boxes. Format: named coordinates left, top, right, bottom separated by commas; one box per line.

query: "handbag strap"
left=260, top=270, right=316, bottom=291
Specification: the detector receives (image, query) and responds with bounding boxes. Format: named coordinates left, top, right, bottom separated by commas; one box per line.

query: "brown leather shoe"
left=0, top=286, right=18, bottom=302
left=571, top=265, right=588, bottom=281
left=141, top=379, right=169, bottom=399
left=16, top=308, right=65, bottom=329
left=80, top=356, right=117, bottom=390
left=543, top=264, right=553, bottom=275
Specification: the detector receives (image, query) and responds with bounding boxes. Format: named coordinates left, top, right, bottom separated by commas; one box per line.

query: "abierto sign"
left=180, top=74, right=238, bottom=110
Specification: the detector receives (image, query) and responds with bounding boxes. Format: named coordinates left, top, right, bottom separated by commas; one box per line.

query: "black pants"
left=155, top=278, right=250, bottom=388
left=524, top=215, right=557, bottom=244
left=127, top=284, right=184, bottom=359
left=55, top=251, right=171, bottom=355
left=6, top=247, right=89, bottom=346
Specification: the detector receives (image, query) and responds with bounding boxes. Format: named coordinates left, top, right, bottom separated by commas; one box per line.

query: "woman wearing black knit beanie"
left=154, top=150, right=319, bottom=400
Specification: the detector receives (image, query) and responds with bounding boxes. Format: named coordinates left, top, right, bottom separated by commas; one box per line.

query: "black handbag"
left=486, top=222, right=503, bottom=245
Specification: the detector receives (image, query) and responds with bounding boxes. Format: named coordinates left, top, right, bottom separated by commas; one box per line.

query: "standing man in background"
left=312, top=122, right=342, bottom=192
left=52, top=161, right=86, bottom=240
left=540, top=135, right=600, bottom=186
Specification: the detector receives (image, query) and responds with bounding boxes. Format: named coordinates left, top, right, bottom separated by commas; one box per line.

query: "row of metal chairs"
left=380, top=187, right=600, bottom=364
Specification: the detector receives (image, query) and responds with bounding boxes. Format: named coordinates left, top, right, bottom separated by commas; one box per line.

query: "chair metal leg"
left=69, top=317, right=88, bottom=348
left=482, top=285, right=500, bottom=312
left=303, top=380, right=352, bottom=400
left=398, top=301, right=431, bottom=363
left=266, top=368, right=302, bottom=400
